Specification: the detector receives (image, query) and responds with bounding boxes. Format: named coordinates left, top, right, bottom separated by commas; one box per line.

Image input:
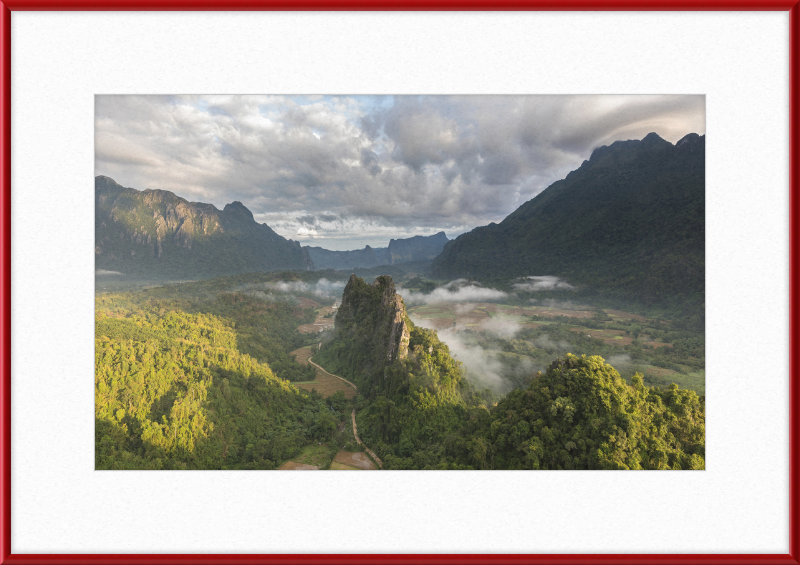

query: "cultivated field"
left=331, top=451, right=377, bottom=470
left=291, top=345, right=315, bottom=365
left=290, top=345, right=357, bottom=399
left=569, top=327, right=633, bottom=346
left=278, top=443, right=331, bottom=470
left=406, top=298, right=702, bottom=394
left=297, top=305, right=337, bottom=334
left=407, top=302, right=670, bottom=350
left=278, top=462, right=319, bottom=470
left=408, top=302, right=621, bottom=333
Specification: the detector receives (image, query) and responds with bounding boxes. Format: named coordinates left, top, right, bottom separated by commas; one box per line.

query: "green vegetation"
left=95, top=268, right=704, bottom=470
left=459, top=355, right=705, bottom=470
left=314, top=275, right=704, bottom=470
left=469, top=318, right=705, bottom=394
left=95, top=273, right=345, bottom=470
left=314, top=276, right=492, bottom=469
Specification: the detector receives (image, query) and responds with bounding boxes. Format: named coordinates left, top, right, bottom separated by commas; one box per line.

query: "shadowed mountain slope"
left=431, top=133, right=705, bottom=306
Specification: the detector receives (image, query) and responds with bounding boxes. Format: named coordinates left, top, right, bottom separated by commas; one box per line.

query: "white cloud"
left=296, top=227, right=318, bottom=237
left=398, top=279, right=507, bottom=305
left=96, top=95, right=705, bottom=249
left=513, top=276, right=575, bottom=292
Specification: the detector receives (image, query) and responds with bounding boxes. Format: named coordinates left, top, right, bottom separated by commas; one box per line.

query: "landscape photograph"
left=95, top=94, right=705, bottom=470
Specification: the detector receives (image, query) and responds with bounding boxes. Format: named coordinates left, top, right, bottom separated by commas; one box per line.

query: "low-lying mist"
left=436, top=329, right=517, bottom=394
left=513, top=275, right=574, bottom=292
left=411, top=313, right=566, bottom=395
left=401, top=277, right=585, bottom=394
left=235, top=278, right=347, bottom=304
left=398, top=279, right=507, bottom=305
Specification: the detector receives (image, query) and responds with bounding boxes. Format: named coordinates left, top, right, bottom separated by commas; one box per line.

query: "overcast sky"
left=95, top=95, right=704, bottom=250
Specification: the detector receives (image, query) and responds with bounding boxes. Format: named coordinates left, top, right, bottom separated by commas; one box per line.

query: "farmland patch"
left=333, top=450, right=377, bottom=470
left=290, top=346, right=356, bottom=398
left=278, top=443, right=331, bottom=470
left=297, top=305, right=337, bottom=334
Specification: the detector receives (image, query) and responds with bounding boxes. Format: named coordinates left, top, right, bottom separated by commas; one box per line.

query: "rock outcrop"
left=335, top=274, right=410, bottom=365
left=325, top=274, right=412, bottom=393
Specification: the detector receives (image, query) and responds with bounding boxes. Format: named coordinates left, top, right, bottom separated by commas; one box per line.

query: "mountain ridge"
left=431, top=132, right=705, bottom=306
left=95, top=176, right=313, bottom=278
left=305, top=231, right=448, bottom=270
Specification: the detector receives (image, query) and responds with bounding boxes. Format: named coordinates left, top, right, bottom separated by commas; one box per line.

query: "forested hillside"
left=459, top=355, right=705, bottom=470
left=431, top=133, right=705, bottom=308
left=95, top=274, right=341, bottom=470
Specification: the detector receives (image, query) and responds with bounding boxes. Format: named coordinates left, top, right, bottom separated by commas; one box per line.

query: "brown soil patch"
left=290, top=346, right=314, bottom=365
left=290, top=345, right=357, bottom=399
left=523, top=306, right=594, bottom=319
left=298, top=297, right=321, bottom=309
left=570, top=327, right=632, bottom=346
left=330, top=462, right=360, bottom=470
left=295, top=372, right=356, bottom=399
left=606, top=309, right=648, bottom=323
left=297, top=305, right=337, bottom=334
left=333, top=451, right=377, bottom=470
left=278, top=461, right=320, bottom=470
left=420, top=317, right=455, bottom=329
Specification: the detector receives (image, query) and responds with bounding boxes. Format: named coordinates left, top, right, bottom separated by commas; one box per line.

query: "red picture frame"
left=1, top=3, right=798, bottom=564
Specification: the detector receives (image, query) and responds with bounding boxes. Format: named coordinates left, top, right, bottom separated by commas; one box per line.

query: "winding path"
left=308, top=356, right=358, bottom=393
left=350, top=409, right=383, bottom=469
left=308, top=354, right=383, bottom=470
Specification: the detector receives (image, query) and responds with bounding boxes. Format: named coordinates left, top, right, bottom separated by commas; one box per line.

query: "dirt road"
left=351, top=409, right=383, bottom=469
left=307, top=355, right=383, bottom=469
left=308, top=356, right=358, bottom=393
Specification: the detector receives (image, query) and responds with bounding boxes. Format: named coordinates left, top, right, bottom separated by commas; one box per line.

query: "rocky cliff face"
left=95, top=176, right=312, bottom=278
left=374, top=276, right=411, bottom=363
left=335, top=274, right=410, bottom=365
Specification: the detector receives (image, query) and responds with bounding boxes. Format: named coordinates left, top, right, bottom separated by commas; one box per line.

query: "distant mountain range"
left=97, top=132, right=703, bottom=298
left=305, top=232, right=449, bottom=270
left=95, top=176, right=449, bottom=278
left=95, top=176, right=312, bottom=278
left=431, top=132, right=705, bottom=305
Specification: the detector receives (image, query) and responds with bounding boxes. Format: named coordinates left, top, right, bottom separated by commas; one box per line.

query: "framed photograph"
left=2, top=2, right=798, bottom=564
